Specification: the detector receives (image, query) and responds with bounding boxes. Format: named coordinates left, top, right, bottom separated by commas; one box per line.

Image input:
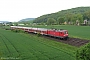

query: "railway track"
left=29, top=33, right=90, bottom=47
left=42, top=35, right=90, bottom=47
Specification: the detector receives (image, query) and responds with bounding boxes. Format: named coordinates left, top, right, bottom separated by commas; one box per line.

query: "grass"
left=25, top=25, right=90, bottom=40
left=0, top=28, right=77, bottom=60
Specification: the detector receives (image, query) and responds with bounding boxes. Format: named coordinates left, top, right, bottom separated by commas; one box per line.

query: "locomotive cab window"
left=64, top=31, right=67, bottom=34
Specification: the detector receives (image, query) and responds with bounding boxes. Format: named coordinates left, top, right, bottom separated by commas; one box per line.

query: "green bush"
left=19, top=29, right=25, bottom=33
left=11, top=29, right=25, bottom=33
left=76, top=43, right=90, bottom=60
left=37, top=32, right=41, bottom=37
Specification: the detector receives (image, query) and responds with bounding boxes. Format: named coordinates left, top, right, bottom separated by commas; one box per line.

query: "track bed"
left=42, top=35, right=90, bottom=47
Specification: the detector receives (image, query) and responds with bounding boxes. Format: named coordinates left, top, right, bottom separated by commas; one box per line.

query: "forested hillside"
left=19, top=18, right=35, bottom=22
left=18, top=18, right=35, bottom=24
left=33, top=7, right=90, bottom=25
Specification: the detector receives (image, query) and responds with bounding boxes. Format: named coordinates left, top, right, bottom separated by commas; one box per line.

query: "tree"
left=47, top=18, right=56, bottom=25
left=14, top=22, right=18, bottom=26
left=76, top=43, right=90, bottom=60
left=57, top=17, right=64, bottom=25
left=84, top=11, right=90, bottom=20
left=6, top=22, right=13, bottom=26
left=65, top=13, right=74, bottom=24
left=76, top=14, right=83, bottom=23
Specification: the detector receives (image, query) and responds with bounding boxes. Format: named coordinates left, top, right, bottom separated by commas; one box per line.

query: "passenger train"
left=10, top=26, right=68, bottom=39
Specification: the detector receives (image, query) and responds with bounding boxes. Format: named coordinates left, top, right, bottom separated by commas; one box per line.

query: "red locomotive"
left=10, top=26, right=68, bottom=39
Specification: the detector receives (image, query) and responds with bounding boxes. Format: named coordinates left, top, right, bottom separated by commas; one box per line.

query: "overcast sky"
left=0, top=0, right=90, bottom=22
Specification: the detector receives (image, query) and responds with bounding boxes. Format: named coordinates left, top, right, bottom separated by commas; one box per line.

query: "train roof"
left=10, top=26, right=68, bottom=32
left=48, top=29, right=67, bottom=32
left=11, top=26, right=32, bottom=29
left=37, top=28, right=48, bottom=31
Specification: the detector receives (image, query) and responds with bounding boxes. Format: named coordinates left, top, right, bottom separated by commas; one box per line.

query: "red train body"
left=10, top=26, right=68, bottom=39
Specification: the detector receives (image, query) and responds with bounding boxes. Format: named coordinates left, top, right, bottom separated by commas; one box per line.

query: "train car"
left=10, top=26, right=17, bottom=29
left=37, top=28, right=48, bottom=35
left=31, top=28, right=38, bottom=33
left=11, top=26, right=26, bottom=30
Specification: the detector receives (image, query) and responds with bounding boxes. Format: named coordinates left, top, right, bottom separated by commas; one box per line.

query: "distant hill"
left=0, top=21, right=9, bottom=23
left=19, top=18, right=35, bottom=22
left=33, top=7, right=90, bottom=23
